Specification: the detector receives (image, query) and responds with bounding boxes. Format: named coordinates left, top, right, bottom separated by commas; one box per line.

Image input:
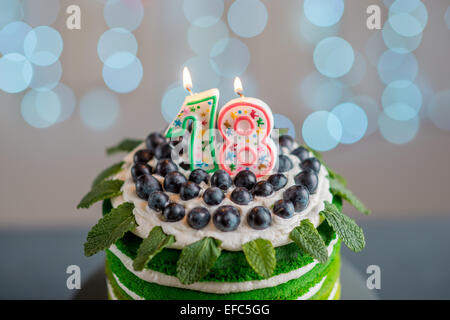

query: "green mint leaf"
left=102, top=199, right=113, bottom=216
left=329, top=177, right=371, bottom=215
left=106, top=139, right=143, bottom=155
left=92, top=161, right=125, bottom=188
left=84, top=202, right=136, bottom=256
left=242, top=238, right=276, bottom=279
left=133, top=226, right=175, bottom=271
left=176, top=237, right=222, bottom=285
left=321, top=201, right=365, bottom=252
left=289, top=220, right=329, bottom=264
left=77, top=180, right=124, bottom=209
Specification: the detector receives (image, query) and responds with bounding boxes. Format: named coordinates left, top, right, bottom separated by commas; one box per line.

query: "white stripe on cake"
left=113, top=274, right=144, bottom=300
left=327, top=278, right=340, bottom=300
left=296, top=276, right=327, bottom=300
left=106, top=278, right=119, bottom=300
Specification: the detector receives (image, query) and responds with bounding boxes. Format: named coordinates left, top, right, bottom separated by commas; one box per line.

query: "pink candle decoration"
left=217, top=77, right=277, bottom=177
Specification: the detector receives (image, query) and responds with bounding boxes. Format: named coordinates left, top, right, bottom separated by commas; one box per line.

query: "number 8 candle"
left=165, top=67, right=219, bottom=173
left=217, top=77, right=277, bottom=177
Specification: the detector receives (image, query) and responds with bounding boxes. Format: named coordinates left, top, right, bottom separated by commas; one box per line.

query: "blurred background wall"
left=1, top=0, right=450, bottom=229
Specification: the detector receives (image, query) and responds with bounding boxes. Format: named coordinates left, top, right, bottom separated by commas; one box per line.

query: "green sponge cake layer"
left=106, top=266, right=341, bottom=300
left=106, top=278, right=341, bottom=300
left=105, top=231, right=341, bottom=300
left=105, top=247, right=340, bottom=300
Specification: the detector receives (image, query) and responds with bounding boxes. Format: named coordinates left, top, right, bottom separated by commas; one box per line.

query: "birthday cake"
left=77, top=77, right=370, bottom=300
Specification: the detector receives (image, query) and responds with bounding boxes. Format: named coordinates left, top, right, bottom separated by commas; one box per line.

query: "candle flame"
left=234, top=77, right=244, bottom=96
left=183, top=67, right=193, bottom=94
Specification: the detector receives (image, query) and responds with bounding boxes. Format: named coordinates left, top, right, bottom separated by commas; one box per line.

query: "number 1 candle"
left=217, top=77, right=277, bottom=177
left=165, top=67, right=219, bottom=173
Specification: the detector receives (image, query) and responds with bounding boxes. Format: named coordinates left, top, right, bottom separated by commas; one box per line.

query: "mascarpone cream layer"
left=106, top=279, right=118, bottom=300
left=296, top=276, right=327, bottom=300
left=328, top=278, right=340, bottom=300
left=111, top=143, right=333, bottom=251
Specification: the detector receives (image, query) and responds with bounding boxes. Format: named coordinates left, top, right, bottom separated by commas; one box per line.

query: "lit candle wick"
left=183, top=66, right=194, bottom=96
left=234, top=77, right=244, bottom=97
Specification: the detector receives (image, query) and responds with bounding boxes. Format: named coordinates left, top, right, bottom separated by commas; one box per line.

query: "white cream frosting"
left=296, top=276, right=327, bottom=300
left=112, top=274, right=142, bottom=300
left=328, top=278, right=340, bottom=300
left=111, top=142, right=333, bottom=251
left=106, top=279, right=119, bottom=300
left=107, top=237, right=338, bottom=294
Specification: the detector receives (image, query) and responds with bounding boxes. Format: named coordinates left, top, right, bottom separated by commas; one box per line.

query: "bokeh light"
left=350, top=95, right=381, bottom=135
left=415, top=77, right=433, bottom=119
left=53, top=83, right=77, bottom=123
left=303, top=0, right=344, bottom=27
left=24, top=26, right=63, bottom=66
left=382, top=80, right=422, bottom=121
left=187, top=20, right=229, bottom=55
left=0, top=0, right=22, bottom=29
left=21, top=89, right=61, bottom=128
left=29, top=60, right=62, bottom=91
left=183, top=0, right=224, bottom=28
left=0, top=53, right=33, bottom=93
left=388, top=0, right=428, bottom=37
left=314, top=37, right=354, bottom=78
left=299, top=12, right=340, bottom=46
left=274, top=114, right=296, bottom=139
left=382, top=19, right=422, bottom=53
left=331, top=103, right=368, bottom=144
left=300, top=72, right=345, bottom=111
left=378, top=50, right=418, bottom=85
left=161, top=84, right=186, bottom=123
left=445, top=7, right=450, bottom=29
left=302, top=111, right=342, bottom=151
left=22, top=0, right=60, bottom=27
left=184, top=55, right=221, bottom=91
left=98, top=28, right=138, bottom=68
left=378, top=112, right=419, bottom=144
left=0, top=21, right=32, bottom=55
left=80, top=88, right=120, bottom=130
left=228, top=0, right=268, bottom=38
left=428, top=90, right=450, bottom=131
left=210, top=38, right=250, bottom=78
left=102, top=54, right=143, bottom=93
left=339, top=51, right=367, bottom=87
left=104, top=0, right=144, bottom=31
